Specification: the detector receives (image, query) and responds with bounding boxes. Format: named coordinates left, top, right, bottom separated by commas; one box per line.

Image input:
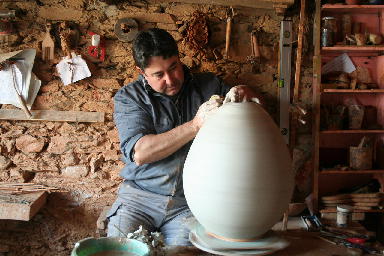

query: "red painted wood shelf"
left=320, top=169, right=384, bottom=174
left=322, top=45, right=384, bottom=52
left=320, top=130, right=384, bottom=134
left=321, top=208, right=384, bottom=213
left=322, top=4, right=384, bottom=13
left=322, top=89, right=384, bottom=93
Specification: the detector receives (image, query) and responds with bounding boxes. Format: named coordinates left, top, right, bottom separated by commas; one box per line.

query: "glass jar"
left=336, top=205, right=353, bottom=227
left=321, top=17, right=337, bottom=47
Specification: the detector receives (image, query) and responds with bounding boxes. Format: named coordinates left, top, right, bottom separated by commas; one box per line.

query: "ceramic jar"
left=183, top=102, right=294, bottom=240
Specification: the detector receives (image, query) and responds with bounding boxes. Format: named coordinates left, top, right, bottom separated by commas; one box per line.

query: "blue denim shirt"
left=113, top=66, right=230, bottom=197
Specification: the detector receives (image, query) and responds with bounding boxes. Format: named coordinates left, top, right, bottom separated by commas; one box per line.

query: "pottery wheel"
left=189, top=223, right=289, bottom=256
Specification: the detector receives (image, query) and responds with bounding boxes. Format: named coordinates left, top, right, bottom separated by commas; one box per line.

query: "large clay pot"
left=183, top=102, right=294, bottom=240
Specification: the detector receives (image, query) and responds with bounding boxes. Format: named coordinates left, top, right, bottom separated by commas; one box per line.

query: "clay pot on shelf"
left=183, top=102, right=294, bottom=240
left=345, top=0, right=359, bottom=4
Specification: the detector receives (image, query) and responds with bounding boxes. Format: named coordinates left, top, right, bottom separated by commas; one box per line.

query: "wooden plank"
left=322, top=45, right=384, bottom=51
left=0, top=109, right=104, bottom=122
left=321, top=129, right=384, bottom=134
left=0, top=191, right=47, bottom=221
left=321, top=170, right=384, bottom=174
left=322, top=4, right=384, bottom=14
left=312, top=0, right=322, bottom=213
left=322, top=89, right=384, bottom=93
left=153, top=0, right=294, bottom=9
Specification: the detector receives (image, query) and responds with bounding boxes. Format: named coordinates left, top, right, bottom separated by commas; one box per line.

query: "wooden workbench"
left=165, top=231, right=363, bottom=256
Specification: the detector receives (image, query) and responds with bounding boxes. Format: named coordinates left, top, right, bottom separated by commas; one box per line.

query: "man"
left=107, top=28, right=260, bottom=245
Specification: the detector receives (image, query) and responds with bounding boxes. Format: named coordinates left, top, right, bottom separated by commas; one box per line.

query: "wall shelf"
left=320, top=130, right=384, bottom=134
left=322, top=89, right=384, bottom=93
left=322, top=45, right=384, bottom=52
left=320, top=170, right=384, bottom=174
left=321, top=208, right=384, bottom=213
left=322, top=4, right=384, bottom=13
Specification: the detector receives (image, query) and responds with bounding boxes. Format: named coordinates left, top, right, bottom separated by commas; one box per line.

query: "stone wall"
left=0, top=1, right=313, bottom=255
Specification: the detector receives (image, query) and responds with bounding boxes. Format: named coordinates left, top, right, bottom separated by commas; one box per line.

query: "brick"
left=166, top=4, right=196, bottom=17
left=107, top=128, right=120, bottom=143
left=91, top=78, right=121, bottom=90
left=61, top=152, right=79, bottom=167
left=61, top=166, right=89, bottom=178
left=47, top=136, right=73, bottom=154
left=15, top=135, right=45, bottom=153
left=103, top=150, right=120, bottom=161
left=39, top=7, right=82, bottom=21
left=0, top=155, right=11, bottom=170
left=39, top=7, right=83, bottom=21
left=156, top=23, right=178, bottom=31
left=40, top=80, right=60, bottom=93
left=82, top=101, right=113, bottom=113
left=33, top=95, right=52, bottom=110
left=89, top=154, right=104, bottom=173
left=118, top=12, right=176, bottom=24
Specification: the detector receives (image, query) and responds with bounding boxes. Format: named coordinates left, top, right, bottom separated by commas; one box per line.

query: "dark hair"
left=132, top=28, right=179, bottom=70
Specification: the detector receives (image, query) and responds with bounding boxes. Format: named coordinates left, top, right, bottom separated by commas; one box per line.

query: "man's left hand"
left=224, top=85, right=262, bottom=105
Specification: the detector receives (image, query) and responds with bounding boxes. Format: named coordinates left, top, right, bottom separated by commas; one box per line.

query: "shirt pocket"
left=155, top=117, right=172, bottom=134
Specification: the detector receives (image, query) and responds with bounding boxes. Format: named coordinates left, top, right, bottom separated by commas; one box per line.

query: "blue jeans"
left=106, top=183, right=194, bottom=246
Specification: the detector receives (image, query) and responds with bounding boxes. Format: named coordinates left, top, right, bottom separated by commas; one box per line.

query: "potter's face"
left=140, top=55, right=184, bottom=96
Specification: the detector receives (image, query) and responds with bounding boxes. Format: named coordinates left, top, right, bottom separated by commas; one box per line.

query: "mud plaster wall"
left=0, top=1, right=313, bottom=255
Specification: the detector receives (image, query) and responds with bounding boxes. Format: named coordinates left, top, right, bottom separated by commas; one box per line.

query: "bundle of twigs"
left=0, top=182, right=63, bottom=194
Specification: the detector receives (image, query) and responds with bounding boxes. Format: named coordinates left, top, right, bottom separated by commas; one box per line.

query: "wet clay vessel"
left=183, top=102, right=294, bottom=240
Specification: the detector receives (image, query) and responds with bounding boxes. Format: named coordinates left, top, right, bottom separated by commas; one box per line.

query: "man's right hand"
left=192, top=96, right=223, bottom=131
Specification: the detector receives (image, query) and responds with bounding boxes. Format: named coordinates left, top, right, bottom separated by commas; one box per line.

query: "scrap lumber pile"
left=0, top=182, right=62, bottom=194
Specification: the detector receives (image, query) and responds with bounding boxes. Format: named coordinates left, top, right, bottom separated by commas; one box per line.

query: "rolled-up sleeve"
left=113, top=90, right=154, bottom=163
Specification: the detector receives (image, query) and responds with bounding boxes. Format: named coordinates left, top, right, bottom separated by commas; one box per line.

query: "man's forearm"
left=133, top=120, right=198, bottom=165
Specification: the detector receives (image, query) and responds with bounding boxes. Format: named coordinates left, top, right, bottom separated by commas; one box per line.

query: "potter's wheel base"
left=189, top=223, right=289, bottom=256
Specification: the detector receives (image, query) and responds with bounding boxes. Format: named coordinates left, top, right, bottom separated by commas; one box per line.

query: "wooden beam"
left=290, top=0, right=306, bottom=148
left=0, top=191, right=47, bottom=221
left=153, top=0, right=294, bottom=10
left=312, top=0, right=322, bottom=213
left=0, top=109, right=105, bottom=123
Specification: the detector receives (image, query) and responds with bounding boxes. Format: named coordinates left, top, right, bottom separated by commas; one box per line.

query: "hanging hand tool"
left=41, top=23, right=54, bottom=61
left=87, top=31, right=105, bottom=62
left=114, top=18, right=138, bottom=43
left=248, top=30, right=261, bottom=73
left=224, top=7, right=234, bottom=59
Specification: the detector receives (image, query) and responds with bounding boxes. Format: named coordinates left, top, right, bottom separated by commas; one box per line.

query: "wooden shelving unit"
left=312, top=1, right=384, bottom=213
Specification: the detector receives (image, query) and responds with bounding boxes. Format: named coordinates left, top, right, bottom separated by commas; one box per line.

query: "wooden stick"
left=290, top=0, right=306, bottom=149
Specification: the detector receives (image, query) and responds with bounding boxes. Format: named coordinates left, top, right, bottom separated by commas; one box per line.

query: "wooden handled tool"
left=251, top=31, right=260, bottom=58
left=225, top=7, right=235, bottom=59
left=225, top=17, right=232, bottom=58
left=42, top=23, right=54, bottom=61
